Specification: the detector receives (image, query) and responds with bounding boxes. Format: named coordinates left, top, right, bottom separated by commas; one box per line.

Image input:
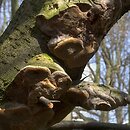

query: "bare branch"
left=48, top=121, right=130, bottom=130
left=62, top=82, right=130, bottom=111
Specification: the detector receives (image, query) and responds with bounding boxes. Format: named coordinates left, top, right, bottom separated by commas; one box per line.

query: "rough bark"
left=0, top=0, right=130, bottom=130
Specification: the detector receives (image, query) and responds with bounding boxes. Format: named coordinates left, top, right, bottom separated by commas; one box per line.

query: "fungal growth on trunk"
left=36, top=4, right=99, bottom=69
left=35, top=0, right=125, bottom=80
left=0, top=54, right=130, bottom=130
left=3, top=54, right=72, bottom=106
left=36, top=0, right=122, bottom=71
left=0, top=0, right=130, bottom=130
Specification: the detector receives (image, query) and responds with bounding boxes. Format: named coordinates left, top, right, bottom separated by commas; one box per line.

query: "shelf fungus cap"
left=21, top=65, right=51, bottom=80
left=48, top=37, right=84, bottom=60
left=3, top=66, right=52, bottom=103
left=52, top=71, right=72, bottom=89
left=4, top=65, right=72, bottom=106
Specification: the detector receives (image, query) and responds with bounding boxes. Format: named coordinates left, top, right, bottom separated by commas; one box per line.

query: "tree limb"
left=62, top=81, right=130, bottom=111
left=48, top=121, right=130, bottom=130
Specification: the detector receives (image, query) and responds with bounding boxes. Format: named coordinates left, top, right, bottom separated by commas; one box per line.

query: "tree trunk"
left=0, top=0, right=130, bottom=129
left=0, top=0, right=47, bottom=90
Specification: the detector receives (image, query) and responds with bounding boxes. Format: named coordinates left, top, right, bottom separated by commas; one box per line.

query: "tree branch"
left=62, top=82, right=130, bottom=111
left=48, top=121, right=130, bottom=130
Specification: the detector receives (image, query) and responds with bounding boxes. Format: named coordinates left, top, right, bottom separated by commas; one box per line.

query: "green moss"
left=27, top=53, right=64, bottom=72
left=95, top=83, right=124, bottom=100
left=0, top=53, right=64, bottom=91
left=38, top=0, right=92, bottom=19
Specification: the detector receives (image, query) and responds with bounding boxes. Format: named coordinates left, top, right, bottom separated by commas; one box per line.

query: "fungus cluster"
left=3, top=65, right=72, bottom=110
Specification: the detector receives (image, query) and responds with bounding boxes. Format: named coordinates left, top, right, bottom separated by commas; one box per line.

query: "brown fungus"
left=48, top=37, right=84, bottom=60
left=3, top=65, right=72, bottom=106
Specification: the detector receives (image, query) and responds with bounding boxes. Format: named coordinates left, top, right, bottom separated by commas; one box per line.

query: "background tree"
left=0, top=0, right=22, bottom=35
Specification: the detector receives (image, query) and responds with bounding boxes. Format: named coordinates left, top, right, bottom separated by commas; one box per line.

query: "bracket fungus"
left=0, top=55, right=130, bottom=129
left=3, top=65, right=72, bottom=107
left=0, top=63, right=72, bottom=130
left=36, top=5, right=100, bottom=69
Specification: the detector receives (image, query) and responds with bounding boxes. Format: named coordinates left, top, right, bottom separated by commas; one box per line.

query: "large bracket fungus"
left=0, top=54, right=72, bottom=130
left=3, top=54, right=72, bottom=105
left=0, top=54, right=130, bottom=130
left=36, top=0, right=120, bottom=71
left=35, top=0, right=123, bottom=80
left=36, top=5, right=99, bottom=69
